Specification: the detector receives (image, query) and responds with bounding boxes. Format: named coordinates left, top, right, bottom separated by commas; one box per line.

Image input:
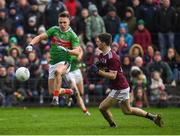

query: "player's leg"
left=54, top=63, right=74, bottom=93
left=51, top=62, right=72, bottom=105
left=75, top=69, right=90, bottom=115
left=120, top=99, right=164, bottom=127
left=99, top=96, right=118, bottom=127
left=48, top=64, right=59, bottom=105
left=48, top=79, right=54, bottom=95
left=67, top=75, right=89, bottom=115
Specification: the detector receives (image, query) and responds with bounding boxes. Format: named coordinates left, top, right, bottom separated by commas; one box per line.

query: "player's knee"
left=123, top=109, right=133, bottom=115
left=55, top=69, right=63, bottom=76
left=99, top=104, right=107, bottom=111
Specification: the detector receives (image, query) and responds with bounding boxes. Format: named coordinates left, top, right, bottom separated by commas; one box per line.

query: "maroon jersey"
left=98, top=50, right=129, bottom=90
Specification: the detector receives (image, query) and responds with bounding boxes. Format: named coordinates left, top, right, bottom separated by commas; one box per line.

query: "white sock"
left=53, top=96, right=59, bottom=101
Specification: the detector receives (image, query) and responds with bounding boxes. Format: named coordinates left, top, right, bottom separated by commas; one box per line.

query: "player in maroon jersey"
left=90, top=33, right=163, bottom=128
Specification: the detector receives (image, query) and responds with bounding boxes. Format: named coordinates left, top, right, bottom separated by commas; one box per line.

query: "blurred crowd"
left=0, top=0, right=180, bottom=107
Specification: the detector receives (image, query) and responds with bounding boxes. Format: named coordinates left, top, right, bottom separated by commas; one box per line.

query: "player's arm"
left=77, top=46, right=83, bottom=60
left=30, top=33, right=48, bottom=45
left=26, top=33, right=48, bottom=51
left=68, top=46, right=81, bottom=56
left=98, top=70, right=117, bottom=80
left=90, top=64, right=117, bottom=80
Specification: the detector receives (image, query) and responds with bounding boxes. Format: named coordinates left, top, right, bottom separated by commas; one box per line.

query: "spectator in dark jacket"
left=174, top=2, right=180, bottom=54
left=139, top=0, right=157, bottom=33
left=8, top=3, right=24, bottom=32
left=103, top=5, right=120, bottom=39
left=123, top=7, right=137, bottom=34
left=0, top=8, right=13, bottom=33
left=44, top=0, right=66, bottom=28
left=154, top=0, right=176, bottom=58
left=164, top=48, right=179, bottom=82
left=131, top=0, right=141, bottom=20
left=147, top=51, right=173, bottom=84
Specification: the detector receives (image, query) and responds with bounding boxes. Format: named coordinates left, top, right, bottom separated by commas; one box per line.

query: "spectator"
left=134, top=56, right=148, bottom=76
left=113, top=22, right=133, bottom=57
left=14, top=25, right=26, bottom=48
left=0, top=65, right=6, bottom=106
left=9, top=36, right=18, bottom=49
left=154, top=0, right=176, bottom=58
left=44, top=0, right=66, bottom=28
left=25, top=0, right=43, bottom=34
left=139, top=0, right=157, bottom=33
left=0, top=8, right=13, bottom=33
left=122, top=55, right=132, bottom=82
left=0, top=0, right=6, bottom=9
left=149, top=71, right=168, bottom=107
left=123, top=7, right=137, bottom=34
left=100, top=0, right=120, bottom=17
left=72, top=8, right=89, bottom=44
left=143, top=46, right=155, bottom=65
left=0, top=53, right=6, bottom=66
left=147, top=51, right=173, bottom=84
left=139, top=0, right=158, bottom=45
left=129, top=44, right=144, bottom=60
left=86, top=4, right=106, bottom=43
left=8, top=3, right=24, bottom=32
left=0, top=32, right=9, bottom=56
left=133, top=19, right=152, bottom=54
left=37, top=0, right=49, bottom=13
left=164, top=48, right=179, bottom=85
left=0, top=65, right=17, bottom=107
left=64, top=0, right=82, bottom=19
left=83, top=42, right=95, bottom=67
left=131, top=0, right=141, bottom=20
left=174, top=2, right=180, bottom=54
left=130, top=66, right=149, bottom=108
left=16, top=0, right=31, bottom=20
left=39, top=59, right=49, bottom=104
left=103, top=5, right=120, bottom=39
left=17, top=54, right=29, bottom=67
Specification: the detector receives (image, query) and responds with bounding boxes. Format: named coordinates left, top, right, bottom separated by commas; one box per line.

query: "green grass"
left=0, top=107, right=179, bottom=135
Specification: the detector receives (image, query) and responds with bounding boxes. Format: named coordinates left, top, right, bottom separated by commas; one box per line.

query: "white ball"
left=15, top=67, right=30, bottom=82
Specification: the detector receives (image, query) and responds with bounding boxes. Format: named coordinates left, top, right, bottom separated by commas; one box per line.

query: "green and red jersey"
left=46, top=26, right=80, bottom=65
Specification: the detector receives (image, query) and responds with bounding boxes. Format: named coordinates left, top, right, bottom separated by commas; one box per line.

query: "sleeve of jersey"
left=71, top=33, right=80, bottom=48
left=46, top=26, right=55, bottom=37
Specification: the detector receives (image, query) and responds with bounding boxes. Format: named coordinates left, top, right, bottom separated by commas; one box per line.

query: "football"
left=15, top=67, right=30, bottom=82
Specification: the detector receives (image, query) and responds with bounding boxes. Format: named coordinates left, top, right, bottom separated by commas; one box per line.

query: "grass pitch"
left=0, top=107, right=179, bottom=135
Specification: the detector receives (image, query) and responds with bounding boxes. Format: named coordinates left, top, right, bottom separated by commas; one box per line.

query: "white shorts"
left=65, top=69, right=83, bottom=84
left=49, top=61, right=71, bottom=79
left=108, top=87, right=130, bottom=102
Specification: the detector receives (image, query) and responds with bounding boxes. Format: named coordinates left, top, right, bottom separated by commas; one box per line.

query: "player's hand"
left=90, top=64, right=99, bottom=74
left=26, top=44, right=33, bottom=52
left=95, top=61, right=103, bottom=68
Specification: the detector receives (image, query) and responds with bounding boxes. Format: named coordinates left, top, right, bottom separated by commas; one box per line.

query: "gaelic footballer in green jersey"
left=46, top=26, right=80, bottom=65
left=26, top=11, right=81, bottom=105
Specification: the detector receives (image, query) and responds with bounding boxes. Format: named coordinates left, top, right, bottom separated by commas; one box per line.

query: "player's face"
left=58, top=17, right=70, bottom=32
left=95, top=37, right=103, bottom=50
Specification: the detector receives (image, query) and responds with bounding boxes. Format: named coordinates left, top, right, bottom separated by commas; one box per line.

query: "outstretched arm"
left=30, top=33, right=48, bottom=45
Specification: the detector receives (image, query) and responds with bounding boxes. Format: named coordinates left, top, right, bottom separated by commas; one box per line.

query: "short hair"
left=97, top=33, right=112, bottom=46
left=58, top=11, right=70, bottom=19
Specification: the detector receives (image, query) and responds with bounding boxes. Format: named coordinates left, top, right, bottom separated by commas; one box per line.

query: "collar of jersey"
left=103, top=48, right=111, bottom=56
left=59, top=27, right=71, bottom=33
